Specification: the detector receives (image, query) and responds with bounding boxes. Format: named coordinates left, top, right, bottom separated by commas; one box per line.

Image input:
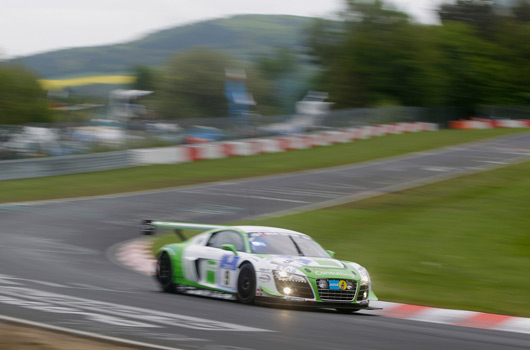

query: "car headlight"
left=356, top=265, right=371, bottom=286
left=273, top=270, right=308, bottom=284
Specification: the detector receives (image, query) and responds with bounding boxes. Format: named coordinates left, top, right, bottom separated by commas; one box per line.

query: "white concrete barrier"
left=132, top=147, right=185, bottom=165
left=131, top=123, right=441, bottom=165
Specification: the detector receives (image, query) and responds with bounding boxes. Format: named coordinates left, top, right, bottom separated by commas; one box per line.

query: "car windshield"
left=248, top=232, right=330, bottom=257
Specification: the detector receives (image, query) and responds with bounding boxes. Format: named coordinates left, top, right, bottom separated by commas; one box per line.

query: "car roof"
left=230, top=226, right=308, bottom=237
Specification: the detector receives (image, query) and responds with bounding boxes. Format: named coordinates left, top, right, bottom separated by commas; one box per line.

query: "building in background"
left=224, top=68, right=256, bottom=119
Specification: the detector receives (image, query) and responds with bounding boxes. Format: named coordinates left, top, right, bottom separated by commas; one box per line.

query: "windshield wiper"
left=289, top=235, right=304, bottom=256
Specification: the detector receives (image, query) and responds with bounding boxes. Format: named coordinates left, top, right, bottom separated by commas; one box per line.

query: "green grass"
left=231, top=160, right=530, bottom=317
left=0, top=128, right=527, bottom=203
left=151, top=230, right=197, bottom=253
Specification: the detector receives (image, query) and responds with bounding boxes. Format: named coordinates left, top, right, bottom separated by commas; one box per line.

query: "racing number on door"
left=219, top=254, right=240, bottom=288
left=224, top=270, right=230, bottom=286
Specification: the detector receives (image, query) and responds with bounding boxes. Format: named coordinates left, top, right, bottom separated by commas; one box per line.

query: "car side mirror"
left=326, top=250, right=335, bottom=258
left=221, top=244, right=238, bottom=256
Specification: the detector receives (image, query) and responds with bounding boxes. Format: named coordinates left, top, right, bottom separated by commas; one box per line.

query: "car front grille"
left=274, top=279, right=314, bottom=299
left=316, top=279, right=357, bottom=301
left=357, top=284, right=369, bottom=301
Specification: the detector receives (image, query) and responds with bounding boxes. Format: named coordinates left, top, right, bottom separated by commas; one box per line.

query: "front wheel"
left=237, top=263, right=256, bottom=304
left=156, top=252, right=176, bottom=293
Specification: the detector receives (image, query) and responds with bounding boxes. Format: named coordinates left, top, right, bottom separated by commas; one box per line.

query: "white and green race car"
left=143, top=220, right=378, bottom=312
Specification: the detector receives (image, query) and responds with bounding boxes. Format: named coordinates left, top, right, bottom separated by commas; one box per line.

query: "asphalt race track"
left=1, top=133, right=530, bottom=350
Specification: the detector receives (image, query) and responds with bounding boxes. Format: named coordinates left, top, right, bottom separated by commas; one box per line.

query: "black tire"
left=335, top=308, right=360, bottom=314
left=156, top=252, right=176, bottom=293
left=237, top=263, right=256, bottom=304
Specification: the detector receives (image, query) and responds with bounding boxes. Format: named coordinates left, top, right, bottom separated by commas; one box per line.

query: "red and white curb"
left=450, top=119, right=530, bottom=129
left=369, top=302, right=530, bottom=335
left=115, top=239, right=156, bottom=276
left=115, top=238, right=530, bottom=335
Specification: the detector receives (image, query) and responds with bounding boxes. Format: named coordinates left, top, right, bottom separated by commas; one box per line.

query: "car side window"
left=206, top=230, right=246, bottom=252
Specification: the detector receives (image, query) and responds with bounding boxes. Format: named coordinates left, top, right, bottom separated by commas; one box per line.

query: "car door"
left=194, top=230, right=246, bottom=291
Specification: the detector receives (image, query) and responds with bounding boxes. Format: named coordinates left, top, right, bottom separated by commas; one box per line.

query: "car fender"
left=245, top=258, right=278, bottom=296
left=156, top=244, right=186, bottom=282
left=222, top=254, right=265, bottom=293
left=343, top=260, right=378, bottom=301
left=156, top=244, right=181, bottom=262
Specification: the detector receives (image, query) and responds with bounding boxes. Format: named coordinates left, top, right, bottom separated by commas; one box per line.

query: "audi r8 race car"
left=142, top=220, right=378, bottom=312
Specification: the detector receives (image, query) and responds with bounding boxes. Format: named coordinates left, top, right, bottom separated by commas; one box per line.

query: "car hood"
left=263, top=255, right=343, bottom=268
left=262, top=255, right=360, bottom=280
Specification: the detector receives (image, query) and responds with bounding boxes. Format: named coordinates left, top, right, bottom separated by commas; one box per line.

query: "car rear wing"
left=141, top=219, right=226, bottom=236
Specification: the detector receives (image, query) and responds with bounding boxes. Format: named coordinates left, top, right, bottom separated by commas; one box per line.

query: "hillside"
left=14, top=15, right=315, bottom=79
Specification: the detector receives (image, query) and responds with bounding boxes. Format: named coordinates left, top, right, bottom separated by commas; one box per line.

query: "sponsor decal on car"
left=218, top=254, right=240, bottom=288
left=258, top=274, right=271, bottom=282
left=328, top=280, right=348, bottom=290
left=220, top=255, right=239, bottom=271
left=314, top=270, right=352, bottom=277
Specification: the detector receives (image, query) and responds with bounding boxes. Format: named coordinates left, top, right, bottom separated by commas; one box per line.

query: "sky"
left=0, top=0, right=444, bottom=58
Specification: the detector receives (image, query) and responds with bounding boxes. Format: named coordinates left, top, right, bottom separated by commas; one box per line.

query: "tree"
left=156, top=49, right=232, bottom=119
left=307, top=0, right=530, bottom=113
left=0, top=65, right=51, bottom=124
left=436, top=1, right=530, bottom=108
left=305, top=19, right=344, bottom=67
left=438, top=0, right=498, bottom=38
left=309, top=0, right=445, bottom=108
left=256, top=47, right=296, bottom=80
left=513, top=0, right=530, bottom=22
left=491, top=19, right=530, bottom=104
left=244, top=65, right=280, bottom=116
left=255, top=47, right=301, bottom=113
left=344, top=0, right=409, bottom=24
left=130, top=65, right=157, bottom=91
left=433, top=22, right=515, bottom=112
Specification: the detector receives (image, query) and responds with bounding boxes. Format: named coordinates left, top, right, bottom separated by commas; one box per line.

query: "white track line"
left=0, top=314, right=184, bottom=350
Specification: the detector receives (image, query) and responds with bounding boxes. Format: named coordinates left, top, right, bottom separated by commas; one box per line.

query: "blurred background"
left=1, top=0, right=530, bottom=160
left=1, top=2, right=530, bottom=348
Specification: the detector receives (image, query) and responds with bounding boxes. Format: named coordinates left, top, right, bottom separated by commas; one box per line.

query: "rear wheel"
left=237, top=263, right=256, bottom=304
left=156, top=252, right=176, bottom=293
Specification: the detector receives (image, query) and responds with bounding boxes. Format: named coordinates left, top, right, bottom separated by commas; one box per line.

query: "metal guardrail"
left=0, top=151, right=133, bottom=181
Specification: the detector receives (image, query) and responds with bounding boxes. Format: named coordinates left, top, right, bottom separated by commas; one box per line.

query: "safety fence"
left=0, top=122, right=437, bottom=180
left=0, top=151, right=132, bottom=181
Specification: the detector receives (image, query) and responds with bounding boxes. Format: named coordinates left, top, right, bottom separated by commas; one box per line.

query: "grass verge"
left=233, top=160, right=530, bottom=317
left=0, top=128, right=527, bottom=203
